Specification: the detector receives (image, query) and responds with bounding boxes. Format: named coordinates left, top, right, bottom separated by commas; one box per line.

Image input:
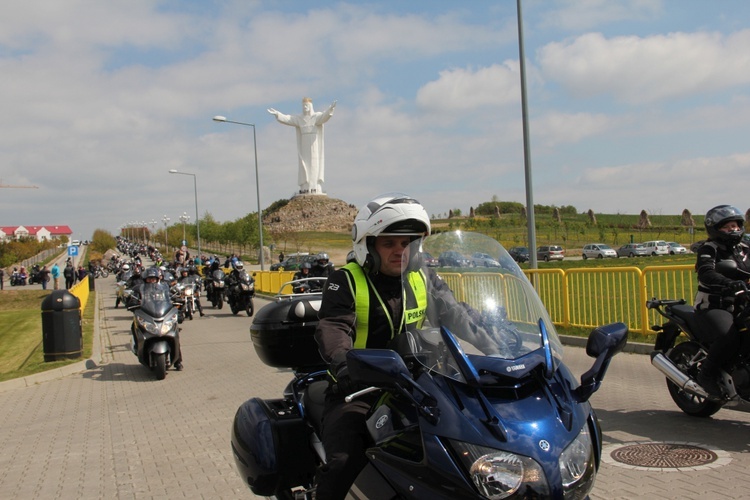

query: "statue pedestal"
left=293, top=190, right=327, bottom=198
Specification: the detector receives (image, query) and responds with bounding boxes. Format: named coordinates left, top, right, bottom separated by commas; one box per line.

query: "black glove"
left=724, top=280, right=747, bottom=296
left=333, top=364, right=355, bottom=396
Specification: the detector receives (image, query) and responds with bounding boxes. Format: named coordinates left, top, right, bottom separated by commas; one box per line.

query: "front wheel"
left=666, top=342, right=723, bottom=417
left=246, top=298, right=254, bottom=317
left=154, top=353, right=167, bottom=380
left=100, top=269, right=109, bottom=278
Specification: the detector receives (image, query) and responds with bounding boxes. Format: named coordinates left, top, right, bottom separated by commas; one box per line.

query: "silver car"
left=667, top=242, right=687, bottom=255
left=582, top=243, right=617, bottom=259
left=616, top=243, right=649, bottom=258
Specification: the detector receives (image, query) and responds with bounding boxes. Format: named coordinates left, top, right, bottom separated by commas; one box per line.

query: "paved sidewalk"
left=2, top=277, right=750, bottom=498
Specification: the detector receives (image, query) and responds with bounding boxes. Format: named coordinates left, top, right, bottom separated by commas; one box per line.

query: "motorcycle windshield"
left=239, top=270, right=253, bottom=283
left=140, top=283, right=174, bottom=317
left=212, top=269, right=226, bottom=280
left=400, top=231, right=563, bottom=384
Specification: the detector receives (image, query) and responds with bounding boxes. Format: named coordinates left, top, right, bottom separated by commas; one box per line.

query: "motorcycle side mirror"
left=575, top=322, right=628, bottom=402
left=346, top=349, right=412, bottom=386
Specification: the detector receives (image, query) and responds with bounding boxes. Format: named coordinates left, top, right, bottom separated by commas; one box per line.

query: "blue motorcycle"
left=233, top=231, right=627, bottom=498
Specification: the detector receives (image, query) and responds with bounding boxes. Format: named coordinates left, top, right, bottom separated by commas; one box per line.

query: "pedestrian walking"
left=50, top=263, right=61, bottom=290
left=63, top=263, right=75, bottom=289
left=40, top=265, right=50, bottom=290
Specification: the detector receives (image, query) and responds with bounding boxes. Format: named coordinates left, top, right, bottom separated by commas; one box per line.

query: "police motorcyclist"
left=129, top=267, right=183, bottom=370
left=695, top=205, right=750, bottom=397
left=313, top=193, right=502, bottom=499
left=310, top=252, right=334, bottom=279
left=178, top=266, right=205, bottom=316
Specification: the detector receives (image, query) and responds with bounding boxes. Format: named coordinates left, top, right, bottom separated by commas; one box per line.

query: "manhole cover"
left=601, top=441, right=731, bottom=471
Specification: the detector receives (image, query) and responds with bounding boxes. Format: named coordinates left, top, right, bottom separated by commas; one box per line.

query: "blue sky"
left=2, top=0, right=750, bottom=242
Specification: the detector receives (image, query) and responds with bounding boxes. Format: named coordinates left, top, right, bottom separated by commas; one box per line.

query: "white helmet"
left=351, top=193, right=430, bottom=272
left=121, top=264, right=130, bottom=271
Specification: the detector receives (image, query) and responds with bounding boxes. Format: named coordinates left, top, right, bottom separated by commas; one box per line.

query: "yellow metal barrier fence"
left=252, top=264, right=697, bottom=335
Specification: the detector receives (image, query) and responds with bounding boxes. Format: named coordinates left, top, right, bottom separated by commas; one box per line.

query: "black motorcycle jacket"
left=695, top=240, right=750, bottom=310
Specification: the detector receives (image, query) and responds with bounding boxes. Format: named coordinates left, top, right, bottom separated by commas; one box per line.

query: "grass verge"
left=0, top=290, right=95, bottom=383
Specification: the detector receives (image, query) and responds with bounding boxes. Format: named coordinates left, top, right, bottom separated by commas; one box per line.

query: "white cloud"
left=538, top=29, right=750, bottom=103
left=415, top=62, right=521, bottom=112
left=537, top=0, right=664, bottom=32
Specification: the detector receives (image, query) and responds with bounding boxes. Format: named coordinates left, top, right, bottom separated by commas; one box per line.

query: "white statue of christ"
left=268, top=98, right=337, bottom=194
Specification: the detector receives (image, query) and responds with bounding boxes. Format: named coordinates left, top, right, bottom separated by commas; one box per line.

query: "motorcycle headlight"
left=216, top=280, right=224, bottom=288
left=161, top=313, right=178, bottom=335
left=240, top=283, right=250, bottom=290
left=136, top=315, right=160, bottom=335
left=559, top=425, right=596, bottom=499
left=449, top=440, right=549, bottom=499
left=184, top=288, right=193, bottom=296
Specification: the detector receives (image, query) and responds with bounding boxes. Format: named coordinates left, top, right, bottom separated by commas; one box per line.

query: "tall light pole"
left=150, top=219, right=157, bottom=245
left=168, top=169, right=201, bottom=259
left=162, top=215, right=170, bottom=253
left=179, top=212, right=190, bottom=244
left=212, top=115, right=265, bottom=270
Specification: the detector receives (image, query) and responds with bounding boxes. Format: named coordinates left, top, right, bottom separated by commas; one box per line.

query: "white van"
left=643, top=240, right=669, bottom=256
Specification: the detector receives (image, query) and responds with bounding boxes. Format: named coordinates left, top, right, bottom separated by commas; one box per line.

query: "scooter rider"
left=310, top=252, right=334, bottom=279
left=313, top=193, right=504, bottom=499
left=293, top=262, right=315, bottom=293
left=130, top=267, right=183, bottom=371
left=695, top=205, right=750, bottom=397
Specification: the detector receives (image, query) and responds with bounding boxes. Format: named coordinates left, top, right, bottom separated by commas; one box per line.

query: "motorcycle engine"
left=732, top=365, right=750, bottom=399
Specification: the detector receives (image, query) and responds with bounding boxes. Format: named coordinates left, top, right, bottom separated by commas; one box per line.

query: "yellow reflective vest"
left=342, top=263, right=427, bottom=349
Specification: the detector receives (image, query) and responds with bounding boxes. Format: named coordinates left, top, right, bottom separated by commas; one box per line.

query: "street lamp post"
left=168, top=169, right=201, bottom=259
left=162, top=215, right=170, bottom=253
left=150, top=219, right=157, bottom=245
left=179, top=212, right=190, bottom=244
left=141, top=221, right=147, bottom=243
left=212, top=115, right=265, bottom=270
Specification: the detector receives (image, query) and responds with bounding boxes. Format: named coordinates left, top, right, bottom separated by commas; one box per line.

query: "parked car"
left=508, top=246, right=529, bottom=263
left=616, top=243, right=649, bottom=258
left=537, top=245, right=564, bottom=262
left=582, top=243, right=617, bottom=259
left=438, top=250, right=470, bottom=267
left=270, top=253, right=316, bottom=271
left=470, top=252, right=501, bottom=267
left=422, top=252, right=439, bottom=267
left=666, top=242, right=687, bottom=255
left=643, top=240, right=669, bottom=256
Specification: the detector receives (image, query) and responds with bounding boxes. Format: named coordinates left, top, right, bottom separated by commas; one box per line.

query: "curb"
left=0, top=291, right=102, bottom=394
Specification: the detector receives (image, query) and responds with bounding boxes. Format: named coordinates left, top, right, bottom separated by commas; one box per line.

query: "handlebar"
left=646, top=298, right=686, bottom=309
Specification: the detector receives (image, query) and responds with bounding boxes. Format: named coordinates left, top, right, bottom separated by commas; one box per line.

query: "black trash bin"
left=41, top=290, right=82, bottom=361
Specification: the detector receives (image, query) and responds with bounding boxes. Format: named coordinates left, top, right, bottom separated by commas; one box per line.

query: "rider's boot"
left=697, top=358, right=723, bottom=398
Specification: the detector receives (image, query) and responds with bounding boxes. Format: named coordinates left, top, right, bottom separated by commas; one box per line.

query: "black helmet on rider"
left=705, top=205, right=745, bottom=246
left=301, top=262, right=311, bottom=272
left=316, top=253, right=329, bottom=266
left=143, top=267, right=160, bottom=283
left=351, top=193, right=430, bottom=274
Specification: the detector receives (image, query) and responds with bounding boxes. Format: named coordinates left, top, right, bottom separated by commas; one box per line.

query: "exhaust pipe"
left=650, top=352, right=710, bottom=399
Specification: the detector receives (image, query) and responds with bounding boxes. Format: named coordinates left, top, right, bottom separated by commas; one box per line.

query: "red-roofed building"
left=0, top=225, right=73, bottom=242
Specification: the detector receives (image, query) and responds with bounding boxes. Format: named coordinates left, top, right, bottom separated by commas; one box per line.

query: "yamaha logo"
left=539, top=440, right=550, bottom=451
left=506, top=364, right=526, bottom=372
left=376, top=414, right=389, bottom=429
